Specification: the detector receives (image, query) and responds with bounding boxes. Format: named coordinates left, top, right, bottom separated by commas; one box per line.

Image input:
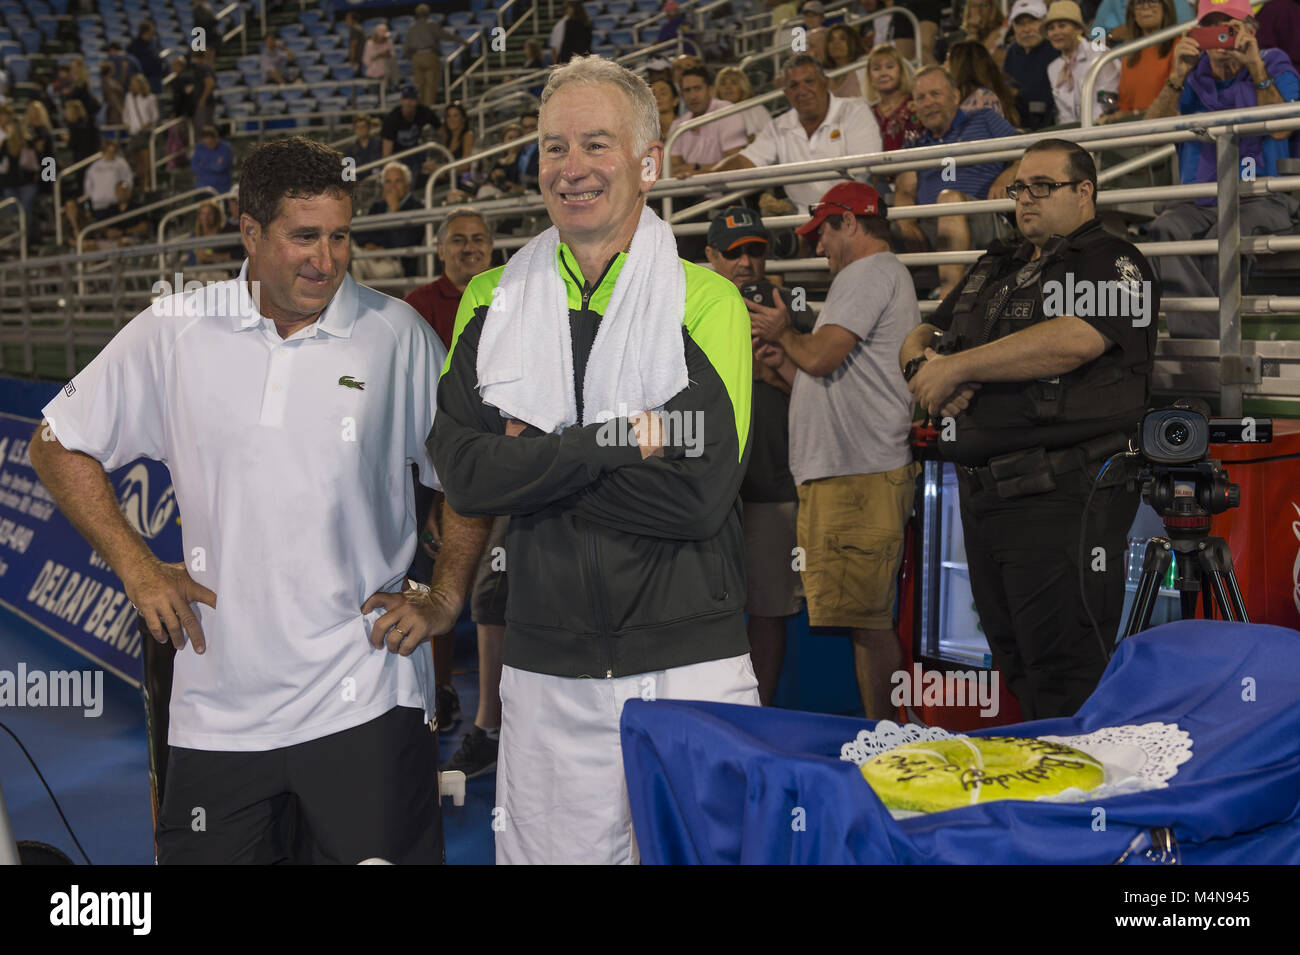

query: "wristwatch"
left=1256, top=76, right=1275, bottom=91
left=903, top=356, right=927, bottom=382
left=405, top=580, right=431, bottom=595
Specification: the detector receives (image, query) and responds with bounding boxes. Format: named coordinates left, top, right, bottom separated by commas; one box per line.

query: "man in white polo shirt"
left=668, top=65, right=748, bottom=178
left=711, top=54, right=882, bottom=215
left=31, top=136, right=487, bottom=865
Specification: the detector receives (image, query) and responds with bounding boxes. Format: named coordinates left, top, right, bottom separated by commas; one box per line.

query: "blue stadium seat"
left=280, top=86, right=306, bottom=101
left=321, top=50, right=347, bottom=67
left=302, top=65, right=328, bottom=83
left=6, top=54, right=29, bottom=83
left=35, top=16, right=59, bottom=39
left=331, top=64, right=356, bottom=81
left=447, top=12, right=473, bottom=26
left=306, top=23, right=329, bottom=38
left=594, top=15, right=617, bottom=32
left=295, top=50, right=322, bottom=66
left=280, top=24, right=303, bottom=38
left=314, top=33, right=340, bottom=49
left=283, top=37, right=311, bottom=54
left=216, top=88, right=246, bottom=106
left=237, top=55, right=260, bottom=73
left=0, top=41, right=19, bottom=62
left=356, top=93, right=379, bottom=109
left=609, top=29, right=636, bottom=47
left=19, top=29, right=41, bottom=53
left=215, top=72, right=239, bottom=88
left=301, top=10, right=321, bottom=27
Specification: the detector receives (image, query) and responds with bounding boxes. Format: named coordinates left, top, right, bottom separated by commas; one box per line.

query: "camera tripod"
left=1119, top=462, right=1250, bottom=640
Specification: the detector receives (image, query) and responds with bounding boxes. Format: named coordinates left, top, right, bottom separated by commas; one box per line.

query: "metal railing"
left=6, top=103, right=1300, bottom=411
left=739, top=8, right=923, bottom=76
left=156, top=189, right=238, bottom=275
left=0, top=198, right=27, bottom=263
left=76, top=187, right=221, bottom=293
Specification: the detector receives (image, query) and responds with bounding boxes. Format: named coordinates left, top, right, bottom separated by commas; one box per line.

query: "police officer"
left=898, top=138, right=1159, bottom=720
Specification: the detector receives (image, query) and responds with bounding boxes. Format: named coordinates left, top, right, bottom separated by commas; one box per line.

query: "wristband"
left=1255, top=76, right=1275, bottom=91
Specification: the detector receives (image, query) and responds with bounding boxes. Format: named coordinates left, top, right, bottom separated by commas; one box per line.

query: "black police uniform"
left=928, top=218, right=1159, bottom=720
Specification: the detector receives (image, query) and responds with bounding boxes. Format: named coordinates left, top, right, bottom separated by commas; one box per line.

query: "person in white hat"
left=1044, top=0, right=1121, bottom=123
left=1002, top=0, right=1061, bottom=129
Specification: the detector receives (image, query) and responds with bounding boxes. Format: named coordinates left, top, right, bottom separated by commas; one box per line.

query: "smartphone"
left=1190, top=24, right=1236, bottom=50
left=739, top=281, right=776, bottom=308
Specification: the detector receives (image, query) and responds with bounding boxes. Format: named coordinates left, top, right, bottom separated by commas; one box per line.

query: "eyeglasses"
left=1005, top=180, right=1083, bottom=200
left=720, top=241, right=768, bottom=260
left=808, top=200, right=857, bottom=219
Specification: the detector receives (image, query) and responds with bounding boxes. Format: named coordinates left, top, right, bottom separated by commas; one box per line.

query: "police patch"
left=1114, top=256, right=1143, bottom=286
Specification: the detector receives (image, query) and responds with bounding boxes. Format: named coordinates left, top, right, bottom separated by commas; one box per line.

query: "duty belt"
left=961, top=432, right=1130, bottom=499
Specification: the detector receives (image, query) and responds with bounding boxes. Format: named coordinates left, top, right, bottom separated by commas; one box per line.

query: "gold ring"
left=394, top=627, right=407, bottom=636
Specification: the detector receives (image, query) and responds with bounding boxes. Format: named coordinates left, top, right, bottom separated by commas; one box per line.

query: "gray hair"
left=779, top=53, right=826, bottom=81
left=437, top=207, right=494, bottom=246
left=380, top=160, right=412, bottom=189
left=539, top=54, right=660, bottom=159
left=914, top=66, right=958, bottom=92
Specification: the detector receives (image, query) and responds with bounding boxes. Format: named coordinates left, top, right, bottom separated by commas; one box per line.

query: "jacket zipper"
left=563, top=247, right=620, bottom=676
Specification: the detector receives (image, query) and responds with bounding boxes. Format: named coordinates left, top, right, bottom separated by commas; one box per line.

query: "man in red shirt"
left=406, top=207, right=501, bottom=754
left=405, top=208, right=495, bottom=348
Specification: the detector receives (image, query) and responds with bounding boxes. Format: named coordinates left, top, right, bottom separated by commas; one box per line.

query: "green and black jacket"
left=430, top=243, right=753, bottom=679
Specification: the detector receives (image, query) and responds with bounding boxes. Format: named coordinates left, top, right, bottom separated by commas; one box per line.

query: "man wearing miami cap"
left=747, top=183, right=919, bottom=720
left=706, top=206, right=813, bottom=704
left=1143, top=0, right=1300, bottom=338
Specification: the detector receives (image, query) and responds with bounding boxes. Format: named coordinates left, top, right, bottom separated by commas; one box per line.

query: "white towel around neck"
left=475, top=203, right=688, bottom=434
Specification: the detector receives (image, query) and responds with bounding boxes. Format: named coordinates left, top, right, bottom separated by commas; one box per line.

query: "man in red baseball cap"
left=1144, top=0, right=1299, bottom=338
left=747, top=181, right=921, bottom=720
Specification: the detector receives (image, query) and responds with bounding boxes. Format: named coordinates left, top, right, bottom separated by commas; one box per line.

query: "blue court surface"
left=0, top=609, right=496, bottom=865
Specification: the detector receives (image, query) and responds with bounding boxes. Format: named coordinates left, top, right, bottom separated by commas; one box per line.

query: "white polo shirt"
left=43, top=263, right=446, bottom=751
left=740, top=93, right=883, bottom=210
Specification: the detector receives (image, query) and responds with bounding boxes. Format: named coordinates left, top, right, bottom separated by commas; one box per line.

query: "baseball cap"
left=1043, top=0, right=1085, bottom=27
left=664, top=0, right=680, bottom=15
left=796, top=182, right=885, bottom=236
left=801, top=0, right=825, bottom=12
left=400, top=83, right=418, bottom=99
left=1197, top=0, right=1252, bottom=22
left=1009, top=0, right=1048, bottom=21
left=708, top=206, right=771, bottom=251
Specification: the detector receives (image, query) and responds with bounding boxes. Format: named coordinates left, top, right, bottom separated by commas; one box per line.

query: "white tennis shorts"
left=494, top=653, right=760, bottom=865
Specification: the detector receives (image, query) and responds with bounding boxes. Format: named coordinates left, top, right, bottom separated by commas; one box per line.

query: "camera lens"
left=1164, top=420, right=1190, bottom=446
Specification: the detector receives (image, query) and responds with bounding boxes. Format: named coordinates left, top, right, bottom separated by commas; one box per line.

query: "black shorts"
left=156, top=706, right=443, bottom=864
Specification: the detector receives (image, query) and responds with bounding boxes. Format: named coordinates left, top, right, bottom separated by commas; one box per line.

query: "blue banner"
left=0, top=411, right=182, bottom=687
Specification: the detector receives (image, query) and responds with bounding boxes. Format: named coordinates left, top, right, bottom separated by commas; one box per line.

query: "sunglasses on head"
left=721, top=241, right=767, bottom=260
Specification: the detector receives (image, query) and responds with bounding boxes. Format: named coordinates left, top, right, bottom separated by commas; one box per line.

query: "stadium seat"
left=5, top=54, right=28, bottom=83
left=237, top=55, right=260, bottom=73
left=302, top=65, right=329, bottom=83
left=314, top=33, right=340, bottom=48
left=306, top=23, right=330, bottom=38
left=280, top=86, right=306, bottom=101
left=331, top=64, right=356, bottom=81
left=321, top=50, right=347, bottom=67
left=19, top=28, right=41, bottom=53
left=296, top=50, right=322, bottom=66
left=216, top=72, right=239, bottom=88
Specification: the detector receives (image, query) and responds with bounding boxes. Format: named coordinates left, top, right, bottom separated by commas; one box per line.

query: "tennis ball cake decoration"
left=861, top=736, right=1106, bottom=812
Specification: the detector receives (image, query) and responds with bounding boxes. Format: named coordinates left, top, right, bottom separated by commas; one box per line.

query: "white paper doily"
left=840, top=720, right=1193, bottom=811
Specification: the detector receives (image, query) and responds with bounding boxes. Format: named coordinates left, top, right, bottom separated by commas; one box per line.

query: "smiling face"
left=439, top=214, right=493, bottom=288
left=868, top=54, right=902, bottom=95
left=783, top=64, right=830, bottom=124
left=539, top=82, right=660, bottom=255
left=912, top=71, right=959, bottom=135
left=1012, top=14, right=1044, bottom=48
left=1045, top=19, right=1081, bottom=51
left=1133, top=0, right=1164, bottom=32
left=243, top=192, right=352, bottom=326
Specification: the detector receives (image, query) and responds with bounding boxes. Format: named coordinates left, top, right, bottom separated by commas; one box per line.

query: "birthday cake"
left=860, top=736, right=1106, bottom=812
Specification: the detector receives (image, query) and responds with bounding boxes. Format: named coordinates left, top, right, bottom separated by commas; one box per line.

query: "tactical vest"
left=936, top=220, right=1153, bottom=466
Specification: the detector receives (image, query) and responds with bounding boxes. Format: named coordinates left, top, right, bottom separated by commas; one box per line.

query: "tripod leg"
left=1120, top=538, right=1173, bottom=641
left=1202, top=538, right=1250, bottom=624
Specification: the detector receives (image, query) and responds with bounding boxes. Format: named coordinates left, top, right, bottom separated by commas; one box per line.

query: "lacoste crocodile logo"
left=338, top=376, right=365, bottom=391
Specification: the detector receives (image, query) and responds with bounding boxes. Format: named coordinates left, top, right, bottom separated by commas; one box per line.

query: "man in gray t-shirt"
left=748, top=182, right=920, bottom=720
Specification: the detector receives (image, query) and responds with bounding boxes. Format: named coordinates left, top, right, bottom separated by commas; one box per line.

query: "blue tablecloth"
left=621, top=621, right=1300, bottom=864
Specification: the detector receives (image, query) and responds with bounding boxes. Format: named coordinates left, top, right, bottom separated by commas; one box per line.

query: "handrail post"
left=1217, top=132, right=1243, bottom=416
